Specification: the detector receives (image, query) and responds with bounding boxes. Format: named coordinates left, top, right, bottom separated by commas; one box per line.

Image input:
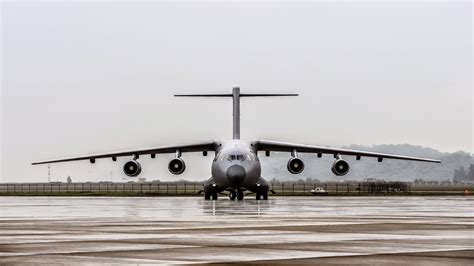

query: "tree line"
left=453, top=164, right=474, bottom=182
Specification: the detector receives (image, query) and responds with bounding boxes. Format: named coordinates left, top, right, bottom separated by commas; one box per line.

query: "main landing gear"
left=204, top=191, right=218, bottom=200
left=229, top=189, right=244, bottom=201
left=207, top=188, right=268, bottom=201
left=256, top=190, right=268, bottom=200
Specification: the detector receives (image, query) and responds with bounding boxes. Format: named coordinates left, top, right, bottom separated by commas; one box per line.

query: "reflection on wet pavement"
left=0, top=196, right=473, bottom=264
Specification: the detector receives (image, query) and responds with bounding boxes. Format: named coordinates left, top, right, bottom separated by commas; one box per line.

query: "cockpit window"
left=250, top=150, right=259, bottom=162
left=226, top=154, right=251, bottom=162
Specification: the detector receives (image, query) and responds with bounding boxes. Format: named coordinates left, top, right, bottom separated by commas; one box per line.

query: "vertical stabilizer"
left=232, top=87, right=241, bottom=139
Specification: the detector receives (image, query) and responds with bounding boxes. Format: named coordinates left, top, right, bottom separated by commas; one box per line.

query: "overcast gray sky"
left=1, top=1, right=472, bottom=183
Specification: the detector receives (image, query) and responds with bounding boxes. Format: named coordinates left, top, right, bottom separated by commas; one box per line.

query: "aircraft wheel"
left=204, top=191, right=211, bottom=200
left=256, top=191, right=268, bottom=200
left=211, top=192, right=218, bottom=201
left=236, top=189, right=244, bottom=201
left=229, top=190, right=237, bottom=201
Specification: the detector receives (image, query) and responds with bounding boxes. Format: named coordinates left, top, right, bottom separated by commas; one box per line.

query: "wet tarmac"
left=0, top=196, right=473, bottom=265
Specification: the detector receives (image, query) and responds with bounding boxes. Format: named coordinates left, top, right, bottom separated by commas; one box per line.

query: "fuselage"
left=210, top=140, right=262, bottom=190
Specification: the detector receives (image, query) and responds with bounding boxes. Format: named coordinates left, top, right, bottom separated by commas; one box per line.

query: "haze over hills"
left=259, top=144, right=473, bottom=182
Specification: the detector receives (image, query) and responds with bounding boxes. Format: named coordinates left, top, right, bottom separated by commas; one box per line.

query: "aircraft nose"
left=226, top=165, right=246, bottom=185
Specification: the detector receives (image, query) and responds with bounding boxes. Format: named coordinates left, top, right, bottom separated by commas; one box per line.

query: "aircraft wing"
left=256, top=140, right=441, bottom=163
left=32, top=141, right=216, bottom=165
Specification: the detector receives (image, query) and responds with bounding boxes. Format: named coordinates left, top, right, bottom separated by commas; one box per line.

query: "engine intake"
left=169, top=158, right=186, bottom=175
left=331, top=159, right=350, bottom=176
left=123, top=160, right=142, bottom=177
left=287, top=157, right=305, bottom=174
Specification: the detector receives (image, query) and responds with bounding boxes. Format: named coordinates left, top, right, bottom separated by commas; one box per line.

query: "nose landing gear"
left=237, top=189, right=244, bottom=201
left=229, top=190, right=237, bottom=200
left=229, top=189, right=244, bottom=201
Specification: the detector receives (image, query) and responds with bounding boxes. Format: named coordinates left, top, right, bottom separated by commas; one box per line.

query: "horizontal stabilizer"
left=241, top=93, right=299, bottom=97
left=175, top=88, right=298, bottom=139
left=174, top=94, right=233, bottom=97
left=174, top=93, right=298, bottom=97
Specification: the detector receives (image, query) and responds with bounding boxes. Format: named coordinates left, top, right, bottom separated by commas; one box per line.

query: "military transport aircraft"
left=33, top=87, right=441, bottom=200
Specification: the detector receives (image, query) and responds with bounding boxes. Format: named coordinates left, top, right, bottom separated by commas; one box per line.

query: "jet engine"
left=287, top=157, right=305, bottom=174
left=123, top=160, right=142, bottom=177
left=331, top=159, right=350, bottom=176
left=169, top=158, right=186, bottom=175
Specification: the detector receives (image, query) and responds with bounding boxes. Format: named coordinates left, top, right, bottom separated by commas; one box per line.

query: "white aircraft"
left=33, top=87, right=441, bottom=200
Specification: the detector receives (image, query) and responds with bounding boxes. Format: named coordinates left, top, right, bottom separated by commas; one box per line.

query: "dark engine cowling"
left=168, top=158, right=186, bottom=175
left=287, top=157, right=305, bottom=174
left=331, top=159, right=350, bottom=176
left=123, top=160, right=142, bottom=177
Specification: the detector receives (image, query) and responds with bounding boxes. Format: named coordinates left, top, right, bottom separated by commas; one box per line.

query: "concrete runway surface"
left=0, top=196, right=473, bottom=265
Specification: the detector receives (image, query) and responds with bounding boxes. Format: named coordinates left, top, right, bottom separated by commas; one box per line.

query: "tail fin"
left=175, top=87, right=298, bottom=139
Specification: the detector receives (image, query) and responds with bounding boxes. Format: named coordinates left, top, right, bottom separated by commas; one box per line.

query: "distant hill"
left=259, top=144, right=473, bottom=182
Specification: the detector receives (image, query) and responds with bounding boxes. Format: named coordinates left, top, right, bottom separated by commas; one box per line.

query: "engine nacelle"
left=287, top=157, right=305, bottom=174
left=169, top=158, right=186, bottom=175
left=331, top=159, right=350, bottom=176
left=123, top=160, right=142, bottom=177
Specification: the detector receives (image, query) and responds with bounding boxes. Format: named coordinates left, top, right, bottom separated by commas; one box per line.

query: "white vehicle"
left=310, top=187, right=328, bottom=195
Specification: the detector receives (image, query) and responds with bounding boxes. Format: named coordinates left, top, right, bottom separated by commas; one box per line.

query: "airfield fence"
left=0, top=181, right=470, bottom=196
left=0, top=182, right=372, bottom=195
